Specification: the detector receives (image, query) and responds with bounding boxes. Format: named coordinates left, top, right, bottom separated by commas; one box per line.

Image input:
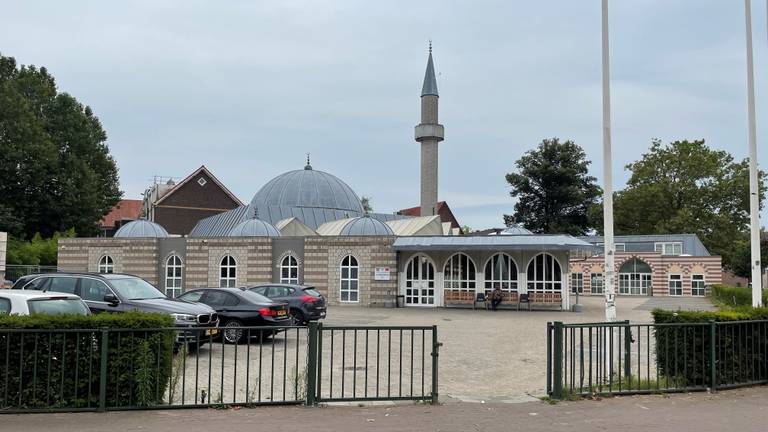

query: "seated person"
left=490, top=285, right=503, bottom=310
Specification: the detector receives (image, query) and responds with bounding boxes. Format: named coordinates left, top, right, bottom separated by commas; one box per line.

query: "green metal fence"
left=0, top=323, right=440, bottom=413
left=546, top=320, right=768, bottom=399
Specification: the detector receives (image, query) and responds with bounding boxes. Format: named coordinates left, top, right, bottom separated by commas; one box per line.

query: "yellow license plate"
left=206, top=329, right=219, bottom=336
left=277, top=310, right=287, bottom=316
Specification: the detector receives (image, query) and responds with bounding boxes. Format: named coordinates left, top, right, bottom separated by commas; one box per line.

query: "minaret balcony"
left=415, top=124, right=445, bottom=142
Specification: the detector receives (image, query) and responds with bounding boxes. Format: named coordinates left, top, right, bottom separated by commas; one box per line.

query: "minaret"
left=415, top=42, right=444, bottom=216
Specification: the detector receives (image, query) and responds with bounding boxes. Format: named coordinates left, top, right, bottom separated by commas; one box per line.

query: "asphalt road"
left=5, top=386, right=767, bottom=432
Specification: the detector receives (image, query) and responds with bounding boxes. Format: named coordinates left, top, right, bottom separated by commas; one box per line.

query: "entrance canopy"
left=392, top=235, right=599, bottom=252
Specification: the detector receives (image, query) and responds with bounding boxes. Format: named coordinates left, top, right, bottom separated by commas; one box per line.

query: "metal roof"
left=114, top=220, right=169, bottom=238
left=228, top=218, right=281, bottom=237
left=339, top=216, right=395, bottom=236
left=189, top=206, right=249, bottom=237
left=386, top=215, right=442, bottom=236
left=578, top=234, right=710, bottom=256
left=392, top=235, right=599, bottom=252
left=421, top=51, right=439, bottom=97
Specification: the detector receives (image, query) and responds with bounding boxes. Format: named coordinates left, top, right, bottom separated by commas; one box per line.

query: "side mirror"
left=103, top=293, right=119, bottom=305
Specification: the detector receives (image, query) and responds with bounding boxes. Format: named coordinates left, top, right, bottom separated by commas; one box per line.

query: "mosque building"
left=58, top=47, right=718, bottom=309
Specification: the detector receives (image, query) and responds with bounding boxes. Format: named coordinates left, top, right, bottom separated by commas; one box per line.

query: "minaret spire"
left=415, top=43, right=444, bottom=217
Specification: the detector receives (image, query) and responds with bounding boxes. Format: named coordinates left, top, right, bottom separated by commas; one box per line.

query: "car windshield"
left=109, top=277, right=166, bottom=300
left=242, top=290, right=272, bottom=304
left=303, top=288, right=322, bottom=297
left=27, top=298, right=90, bottom=316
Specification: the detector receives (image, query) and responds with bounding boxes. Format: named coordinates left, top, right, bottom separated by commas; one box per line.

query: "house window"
left=655, top=242, right=683, bottom=256
left=615, top=243, right=626, bottom=252
left=526, top=253, right=563, bottom=293
left=165, top=255, right=183, bottom=298
left=692, top=274, right=706, bottom=297
left=594, top=243, right=624, bottom=256
left=340, top=255, right=359, bottom=303
left=571, top=273, right=584, bottom=294
left=618, top=258, right=652, bottom=295
left=443, top=253, right=476, bottom=292
left=280, top=253, right=299, bottom=284
left=668, top=274, right=683, bottom=296
left=98, top=255, right=114, bottom=274
left=197, top=177, right=207, bottom=186
left=484, top=253, right=518, bottom=292
left=591, top=273, right=604, bottom=294
left=220, top=255, right=237, bottom=288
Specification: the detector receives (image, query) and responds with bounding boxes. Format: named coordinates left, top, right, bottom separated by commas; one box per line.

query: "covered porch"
left=392, top=235, right=598, bottom=311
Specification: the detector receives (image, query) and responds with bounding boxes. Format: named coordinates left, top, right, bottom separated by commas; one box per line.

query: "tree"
left=361, top=196, right=373, bottom=214
left=610, top=139, right=766, bottom=275
left=504, top=138, right=602, bottom=235
left=0, top=54, right=121, bottom=238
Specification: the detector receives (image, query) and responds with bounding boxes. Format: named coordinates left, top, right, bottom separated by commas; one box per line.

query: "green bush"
left=709, top=284, right=768, bottom=308
left=0, top=312, right=175, bottom=410
left=652, top=309, right=768, bottom=387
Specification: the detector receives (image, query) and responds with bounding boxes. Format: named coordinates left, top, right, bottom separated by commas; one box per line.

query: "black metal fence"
left=3, top=265, right=59, bottom=282
left=546, top=320, right=768, bottom=399
left=0, top=323, right=440, bottom=413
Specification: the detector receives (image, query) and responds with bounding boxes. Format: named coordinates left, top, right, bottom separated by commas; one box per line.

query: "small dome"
left=228, top=218, right=281, bottom=237
left=497, top=224, right=533, bottom=235
left=339, top=216, right=395, bottom=236
left=114, top=220, right=169, bottom=238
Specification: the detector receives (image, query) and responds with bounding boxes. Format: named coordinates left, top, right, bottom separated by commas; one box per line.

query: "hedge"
left=709, top=284, right=768, bottom=308
left=0, top=312, right=175, bottom=410
left=653, top=308, right=768, bottom=387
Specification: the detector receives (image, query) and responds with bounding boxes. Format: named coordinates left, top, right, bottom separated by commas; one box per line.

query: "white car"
left=0, top=291, right=91, bottom=316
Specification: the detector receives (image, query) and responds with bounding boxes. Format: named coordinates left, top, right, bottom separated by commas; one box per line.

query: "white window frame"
left=526, top=253, right=563, bottom=293
left=655, top=242, right=683, bottom=256
left=165, top=255, right=183, bottom=298
left=571, top=272, right=584, bottom=294
left=668, top=274, right=683, bottom=296
left=405, top=254, right=435, bottom=306
left=219, top=255, right=237, bottom=288
left=280, top=252, right=300, bottom=284
left=615, top=243, right=626, bottom=252
left=691, top=274, right=706, bottom=297
left=98, top=255, right=114, bottom=274
left=484, top=253, right=518, bottom=292
left=443, top=253, right=477, bottom=292
left=590, top=273, right=604, bottom=294
left=340, top=255, right=359, bottom=303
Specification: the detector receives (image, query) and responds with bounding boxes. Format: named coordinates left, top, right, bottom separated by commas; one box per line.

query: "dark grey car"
left=248, top=283, right=326, bottom=325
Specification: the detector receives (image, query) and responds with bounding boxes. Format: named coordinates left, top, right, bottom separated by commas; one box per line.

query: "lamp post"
left=745, top=0, right=762, bottom=307
left=602, top=0, right=617, bottom=321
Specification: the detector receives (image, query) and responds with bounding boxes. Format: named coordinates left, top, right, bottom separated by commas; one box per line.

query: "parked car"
left=248, top=283, right=326, bottom=325
left=12, top=273, right=219, bottom=346
left=0, top=290, right=91, bottom=316
left=177, top=288, right=291, bottom=344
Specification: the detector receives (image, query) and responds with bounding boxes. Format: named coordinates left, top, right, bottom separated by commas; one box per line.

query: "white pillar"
left=745, top=0, right=762, bottom=307
left=602, top=0, right=617, bottom=321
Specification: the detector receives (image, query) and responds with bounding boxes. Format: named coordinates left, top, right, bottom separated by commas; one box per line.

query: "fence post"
left=98, top=328, right=109, bottom=412
left=431, top=325, right=441, bottom=405
left=709, top=320, right=717, bottom=392
left=553, top=321, right=564, bottom=399
left=546, top=322, right=553, bottom=394
left=623, top=320, right=631, bottom=380
left=306, top=321, right=319, bottom=406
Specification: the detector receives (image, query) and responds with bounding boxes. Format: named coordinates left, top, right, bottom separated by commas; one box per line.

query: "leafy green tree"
left=610, top=139, right=765, bottom=275
left=504, top=138, right=602, bottom=235
left=0, top=54, right=121, bottom=239
left=6, top=229, right=75, bottom=266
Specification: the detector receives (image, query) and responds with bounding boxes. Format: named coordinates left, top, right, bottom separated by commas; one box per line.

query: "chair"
left=517, top=293, right=530, bottom=311
left=473, top=292, right=488, bottom=310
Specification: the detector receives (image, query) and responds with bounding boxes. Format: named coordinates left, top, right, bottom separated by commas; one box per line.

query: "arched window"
left=340, top=255, right=359, bottom=303
left=280, top=253, right=299, bottom=284
left=484, top=253, right=518, bottom=292
left=443, top=253, right=476, bottom=292
left=526, top=253, right=562, bottom=293
left=618, top=257, right=651, bottom=295
left=165, top=255, right=183, bottom=298
left=220, top=255, right=237, bottom=288
left=405, top=255, right=435, bottom=305
left=98, top=255, right=114, bottom=274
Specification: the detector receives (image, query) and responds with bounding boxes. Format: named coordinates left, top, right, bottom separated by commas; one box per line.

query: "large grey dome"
left=228, top=218, right=281, bottom=237
left=248, top=165, right=364, bottom=226
left=114, top=220, right=169, bottom=238
left=340, top=216, right=395, bottom=236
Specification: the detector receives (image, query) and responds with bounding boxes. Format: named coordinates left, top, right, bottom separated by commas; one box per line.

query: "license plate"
left=206, top=329, right=219, bottom=336
left=277, top=310, right=287, bottom=316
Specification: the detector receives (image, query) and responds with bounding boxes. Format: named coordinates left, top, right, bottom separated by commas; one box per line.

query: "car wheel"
left=223, top=319, right=244, bottom=344
left=291, top=309, right=307, bottom=326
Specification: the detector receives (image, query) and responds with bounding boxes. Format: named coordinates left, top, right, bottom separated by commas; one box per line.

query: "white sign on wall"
left=374, top=266, right=391, bottom=281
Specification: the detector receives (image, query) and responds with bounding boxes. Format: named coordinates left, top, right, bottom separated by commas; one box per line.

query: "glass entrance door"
left=404, top=255, right=435, bottom=306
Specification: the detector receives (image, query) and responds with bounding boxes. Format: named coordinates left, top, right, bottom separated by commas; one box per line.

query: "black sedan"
left=248, top=284, right=326, bottom=325
left=178, top=288, right=291, bottom=343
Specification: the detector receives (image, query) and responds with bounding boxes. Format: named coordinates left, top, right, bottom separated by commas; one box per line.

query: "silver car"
left=0, top=290, right=91, bottom=316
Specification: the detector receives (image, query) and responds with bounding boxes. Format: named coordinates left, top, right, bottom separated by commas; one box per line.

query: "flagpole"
left=602, top=0, right=617, bottom=321
left=745, top=0, right=762, bottom=307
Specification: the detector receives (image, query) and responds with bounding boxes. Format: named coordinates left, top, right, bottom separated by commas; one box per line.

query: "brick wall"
left=185, top=238, right=272, bottom=288
left=58, top=238, right=160, bottom=285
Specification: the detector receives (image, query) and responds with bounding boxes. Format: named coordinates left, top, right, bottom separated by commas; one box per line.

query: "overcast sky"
left=2, top=1, right=767, bottom=229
